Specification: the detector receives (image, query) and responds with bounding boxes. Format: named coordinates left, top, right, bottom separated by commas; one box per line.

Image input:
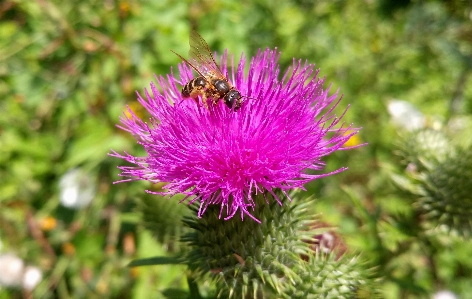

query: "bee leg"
left=192, top=97, right=200, bottom=107
left=201, top=93, right=209, bottom=110
left=207, top=90, right=220, bottom=106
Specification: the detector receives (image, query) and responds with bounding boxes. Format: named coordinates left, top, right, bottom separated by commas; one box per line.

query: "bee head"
left=224, top=90, right=242, bottom=111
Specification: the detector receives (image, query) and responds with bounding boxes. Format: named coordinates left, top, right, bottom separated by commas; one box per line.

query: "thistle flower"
left=111, top=48, right=358, bottom=222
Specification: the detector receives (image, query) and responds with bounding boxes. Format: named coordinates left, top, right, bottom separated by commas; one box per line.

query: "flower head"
left=111, top=49, right=358, bottom=222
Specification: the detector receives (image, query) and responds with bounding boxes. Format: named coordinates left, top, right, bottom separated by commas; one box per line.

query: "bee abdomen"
left=182, top=77, right=207, bottom=98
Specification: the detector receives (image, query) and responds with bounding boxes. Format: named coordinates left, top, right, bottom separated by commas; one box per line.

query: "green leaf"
left=128, top=256, right=182, bottom=267
left=161, top=288, right=189, bottom=299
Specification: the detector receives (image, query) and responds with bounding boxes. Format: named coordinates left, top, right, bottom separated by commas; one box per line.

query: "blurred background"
left=1, top=0, right=472, bottom=298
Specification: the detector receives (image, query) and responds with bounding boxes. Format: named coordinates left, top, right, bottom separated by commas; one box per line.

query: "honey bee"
left=171, top=31, right=245, bottom=111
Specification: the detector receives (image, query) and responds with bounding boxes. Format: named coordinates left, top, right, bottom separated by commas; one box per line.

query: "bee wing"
left=170, top=49, right=209, bottom=80
left=187, top=30, right=226, bottom=79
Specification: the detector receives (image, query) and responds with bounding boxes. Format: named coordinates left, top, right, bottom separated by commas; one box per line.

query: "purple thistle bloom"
left=111, top=49, right=359, bottom=222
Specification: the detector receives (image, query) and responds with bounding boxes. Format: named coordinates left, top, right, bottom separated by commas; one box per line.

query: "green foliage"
left=139, top=192, right=192, bottom=253
left=181, top=192, right=377, bottom=298
left=282, top=253, right=379, bottom=299
left=419, top=145, right=472, bottom=237
left=395, top=128, right=453, bottom=170
left=182, top=191, right=315, bottom=298
left=2, top=0, right=472, bottom=298
left=394, top=128, right=472, bottom=237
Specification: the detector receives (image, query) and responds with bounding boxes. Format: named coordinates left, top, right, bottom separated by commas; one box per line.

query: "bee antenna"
left=242, top=95, right=258, bottom=101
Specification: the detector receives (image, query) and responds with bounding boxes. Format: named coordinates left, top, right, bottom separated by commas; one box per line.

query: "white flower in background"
left=0, top=253, right=42, bottom=290
left=0, top=253, right=24, bottom=287
left=22, top=266, right=43, bottom=291
left=59, top=168, right=96, bottom=209
left=432, top=290, right=458, bottom=299
left=387, top=100, right=425, bottom=131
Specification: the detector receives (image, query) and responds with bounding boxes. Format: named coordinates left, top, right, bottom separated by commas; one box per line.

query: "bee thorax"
left=213, top=79, right=230, bottom=94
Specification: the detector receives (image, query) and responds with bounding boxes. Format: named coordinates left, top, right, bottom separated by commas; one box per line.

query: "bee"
left=171, top=31, right=245, bottom=111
